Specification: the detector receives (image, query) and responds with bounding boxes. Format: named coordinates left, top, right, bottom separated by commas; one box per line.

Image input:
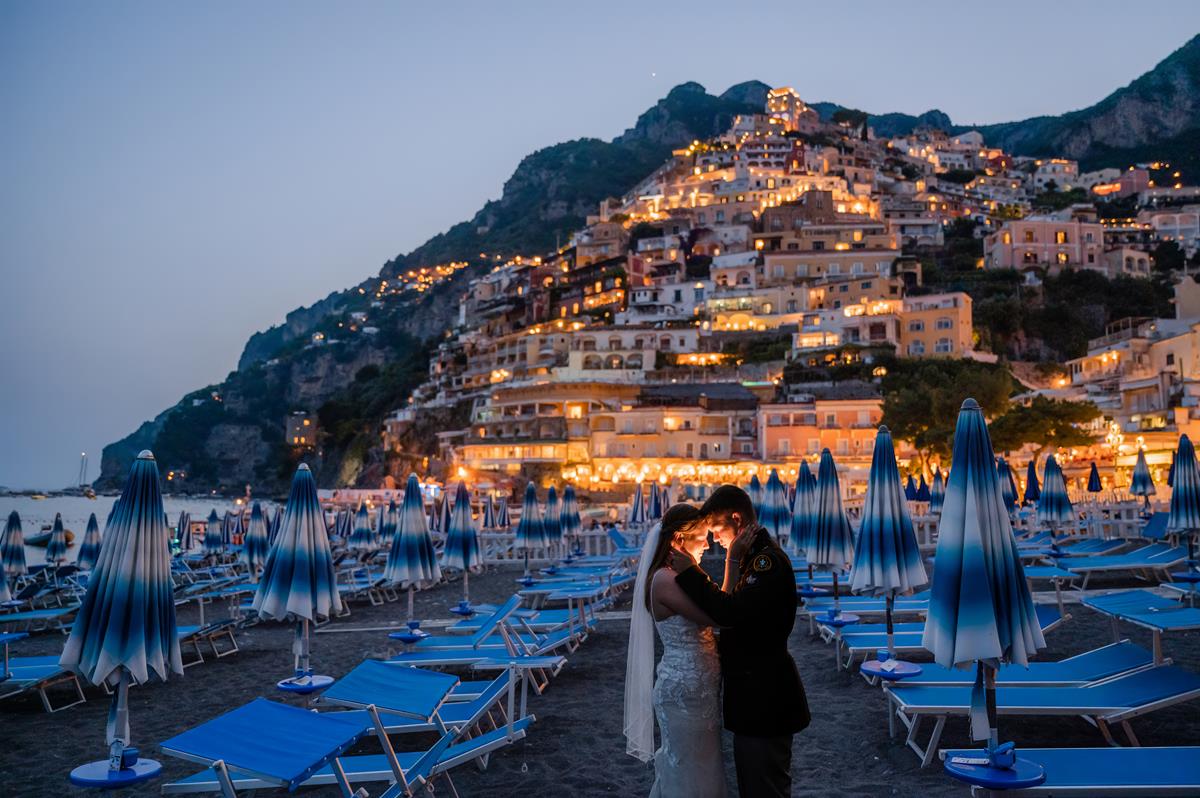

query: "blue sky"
left=2, top=1, right=1198, bottom=488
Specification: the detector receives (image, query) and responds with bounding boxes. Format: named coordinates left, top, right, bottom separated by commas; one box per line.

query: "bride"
left=624, top=504, right=727, bottom=797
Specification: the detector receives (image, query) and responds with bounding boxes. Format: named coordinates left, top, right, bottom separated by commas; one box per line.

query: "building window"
left=1055, top=230, right=1068, bottom=244
left=935, top=337, right=953, bottom=353
left=908, top=320, right=925, bottom=332
left=778, top=438, right=790, bottom=455
left=1023, top=230, right=1035, bottom=243
left=1057, top=252, right=1069, bottom=265
left=908, top=341, right=926, bottom=355
left=935, top=317, right=952, bottom=330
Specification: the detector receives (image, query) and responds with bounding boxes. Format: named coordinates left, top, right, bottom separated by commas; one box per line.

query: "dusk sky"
left=3, top=1, right=1198, bottom=489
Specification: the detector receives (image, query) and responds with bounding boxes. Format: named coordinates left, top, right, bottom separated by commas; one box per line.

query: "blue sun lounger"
left=159, top=698, right=372, bottom=795
left=0, top=654, right=87, bottom=712
left=888, top=640, right=1154, bottom=687
left=406, top=596, right=524, bottom=651
left=325, top=672, right=513, bottom=735
left=0, top=604, right=80, bottom=634
left=1067, top=543, right=1188, bottom=589
left=885, top=665, right=1200, bottom=766
left=177, top=620, right=239, bottom=668
left=1082, top=588, right=1200, bottom=662
left=944, top=745, right=1200, bottom=797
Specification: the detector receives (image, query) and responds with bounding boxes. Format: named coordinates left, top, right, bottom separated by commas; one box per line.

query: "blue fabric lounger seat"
left=177, top=620, right=239, bottom=668
left=886, top=665, right=1200, bottom=767
left=326, top=673, right=513, bottom=734
left=163, top=717, right=535, bottom=795
left=388, top=627, right=575, bottom=667
left=897, top=640, right=1154, bottom=687
left=159, top=698, right=371, bottom=795
left=1067, top=544, right=1188, bottom=588
left=0, top=654, right=87, bottom=712
left=1082, top=588, right=1200, bottom=662
left=448, top=607, right=598, bottom=635
left=948, top=746, right=1200, bottom=797
left=0, top=604, right=80, bottom=634
left=409, top=596, right=524, bottom=650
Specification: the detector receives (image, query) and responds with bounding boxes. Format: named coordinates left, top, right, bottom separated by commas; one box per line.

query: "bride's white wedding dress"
left=650, top=612, right=727, bottom=797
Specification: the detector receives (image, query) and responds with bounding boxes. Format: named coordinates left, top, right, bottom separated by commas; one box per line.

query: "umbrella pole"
left=407, top=585, right=415, bottom=622
left=106, top=668, right=131, bottom=769
left=986, top=662, right=999, bottom=750
left=885, top=593, right=895, bottom=659
left=832, top=570, right=840, bottom=611
left=464, top=569, right=471, bottom=603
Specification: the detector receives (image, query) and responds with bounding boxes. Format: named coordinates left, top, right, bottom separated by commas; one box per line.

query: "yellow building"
left=899, top=292, right=974, bottom=357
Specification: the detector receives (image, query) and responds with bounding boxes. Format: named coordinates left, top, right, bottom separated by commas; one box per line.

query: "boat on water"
left=26, top=527, right=75, bottom=547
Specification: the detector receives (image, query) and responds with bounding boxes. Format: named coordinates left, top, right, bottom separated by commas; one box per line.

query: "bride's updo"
left=643, top=502, right=704, bottom=609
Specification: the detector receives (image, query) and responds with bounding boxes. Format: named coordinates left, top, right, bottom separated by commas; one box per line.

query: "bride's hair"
left=643, top=503, right=704, bottom=609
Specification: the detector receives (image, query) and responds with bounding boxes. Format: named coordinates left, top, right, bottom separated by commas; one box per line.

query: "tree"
left=1152, top=240, right=1185, bottom=274
left=989, top=396, right=1100, bottom=457
left=881, top=359, right=1013, bottom=469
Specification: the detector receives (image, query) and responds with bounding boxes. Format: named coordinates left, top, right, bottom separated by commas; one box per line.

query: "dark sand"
left=5, top=564, right=1199, bottom=797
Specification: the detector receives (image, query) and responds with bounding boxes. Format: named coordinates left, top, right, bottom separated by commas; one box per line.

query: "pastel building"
left=984, top=218, right=1104, bottom=271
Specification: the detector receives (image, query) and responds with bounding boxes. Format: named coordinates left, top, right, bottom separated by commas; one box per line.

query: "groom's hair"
left=700, top=484, right=756, bottom=524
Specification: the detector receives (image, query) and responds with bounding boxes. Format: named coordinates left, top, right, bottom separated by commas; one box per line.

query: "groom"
left=667, top=484, right=810, bottom=798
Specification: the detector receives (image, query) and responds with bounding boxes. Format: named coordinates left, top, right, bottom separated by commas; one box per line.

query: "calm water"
left=2, top=494, right=261, bottom=565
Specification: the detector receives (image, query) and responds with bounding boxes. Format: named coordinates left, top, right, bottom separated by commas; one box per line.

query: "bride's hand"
left=665, top=546, right=696, bottom=573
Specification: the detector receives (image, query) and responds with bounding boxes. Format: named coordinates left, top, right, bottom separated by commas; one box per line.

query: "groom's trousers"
left=733, top=733, right=792, bottom=797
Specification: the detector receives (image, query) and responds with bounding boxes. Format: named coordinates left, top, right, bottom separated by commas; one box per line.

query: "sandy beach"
left=4, top=559, right=1199, bottom=797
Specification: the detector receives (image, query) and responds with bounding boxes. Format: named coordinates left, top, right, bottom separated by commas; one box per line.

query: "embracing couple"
left=624, top=485, right=811, bottom=797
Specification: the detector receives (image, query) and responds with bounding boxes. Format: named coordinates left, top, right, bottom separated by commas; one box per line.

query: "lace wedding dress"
left=650, top=613, right=727, bottom=797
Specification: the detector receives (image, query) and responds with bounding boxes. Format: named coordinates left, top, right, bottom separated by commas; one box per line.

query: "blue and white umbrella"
left=997, top=458, right=1018, bottom=515
left=269, top=506, right=283, bottom=545
left=904, top=475, right=918, bottom=502
left=922, top=400, right=1044, bottom=747
left=331, top=509, right=350, bottom=544
left=760, top=468, right=792, bottom=541
left=515, top=482, right=545, bottom=557
left=1086, top=462, right=1103, bottom=494
left=747, top=474, right=764, bottom=519
left=915, top=475, right=931, bottom=504
left=1168, top=451, right=1177, bottom=488
left=1, top=510, right=26, bottom=576
left=241, top=502, right=270, bottom=577
left=175, top=511, right=191, bottom=553
left=385, top=500, right=399, bottom=550
left=544, top=486, right=563, bottom=548
left=76, top=513, right=103, bottom=570
left=627, top=483, right=646, bottom=530
left=480, top=495, right=496, bottom=531
left=930, top=468, right=946, bottom=515
left=60, top=451, right=182, bottom=775
left=851, top=427, right=928, bottom=659
left=1037, top=454, right=1075, bottom=543
left=221, top=511, right=237, bottom=547
left=252, top=463, right=342, bottom=689
left=1130, top=447, right=1155, bottom=510
left=496, top=497, right=511, bottom=529
left=1167, top=435, right=1200, bottom=569
left=202, top=510, right=222, bottom=557
left=647, top=482, right=663, bottom=522
left=349, top=502, right=373, bottom=552
left=1023, top=459, right=1041, bottom=506
left=46, top=513, right=69, bottom=565
left=789, top=461, right=816, bottom=557
left=560, top=484, right=582, bottom=548
left=438, top=491, right=453, bottom=538
left=386, top=474, right=442, bottom=619
left=808, top=449, right=854, bottom=602
left=441, top=481, right=482, bottom=602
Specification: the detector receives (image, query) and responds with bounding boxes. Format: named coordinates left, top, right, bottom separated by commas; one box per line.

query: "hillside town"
left=280, top=87, right=1200, bottom=499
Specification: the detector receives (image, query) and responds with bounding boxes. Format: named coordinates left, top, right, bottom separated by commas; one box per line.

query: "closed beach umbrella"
left=560, top=484, right=582, bottom=546
left=496, top=497, right=510, bottom=529
left=930, top=468, right=946, bottom=515
left=46, top=513, right=69, bottom=565
left=1037, top=455, right=1075, bottom=542
left=252, top=463, right=342, bottom=689
left=997, top=458, right=1018, bottom=515
left=760, top=468, right=792, bottom=541
left=1130, top=447, right=1155, bottom=510
left=202, top=510, right=222, bottom=557
left=332, top=509, right=350, bottom=544
left=808, top=449, right=854, bottom=602
left=438, top=491, right=453, bottom=537
left=386, top=474, right=442, bottom=619
left=515, top=483, right=545, bottom=552
left=1167, top=435, right=1200, bottom=568
left=481, top=495, right=496, bottom=530
left=385, top=500, right=399, bottom=549
left=1086, top=462, right=1103, bottom=494
left=60, top=450, right=182, bottom=779
left=922, top=400, right=1044, bottom=747
left=544, top=486, right=562, bottom=547
left=241, top=502, right=270, bottom=577
left=221, top=511, right=237, bottom=547
left=442, top=481, right=482, bottom=602
left=1168, top=451, right=1176, bottom=488
left=647, top=482, right=663, bottom=522
left=747, top=474, right=763, bottom=519
left=1023, top=459, right=1041, bottom=506
left=349, top=502, right=373, bottom=552
left=175, top=511, right=191, bottom=553
left=904, top=475, right=918, bottom=502
left=627, top=483, right=646, bottom=530
left=76, top=513, right=103, bottom=570
left=851, top=427, right=928, bottom=659
left=2, top=510, right=27, bottom=576
left=269, top=505, right=283, bottom=545
left=789, top=461, right=816, bottom=556
left=916, top=475, right=931, bottom=504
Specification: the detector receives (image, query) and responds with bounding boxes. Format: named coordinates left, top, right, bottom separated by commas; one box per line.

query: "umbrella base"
left=276, top=674, right=334, bottom=695
left=69, top=758, right=162, bottom=788
left=943, top=751, right=1045, bottom=790
left=449, top=603, right=477, bottom=617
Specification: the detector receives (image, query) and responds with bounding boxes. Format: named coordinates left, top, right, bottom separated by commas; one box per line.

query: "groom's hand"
left=665, top=547, right=696, bottom=573
left=728, top=523, right=757, bottom=562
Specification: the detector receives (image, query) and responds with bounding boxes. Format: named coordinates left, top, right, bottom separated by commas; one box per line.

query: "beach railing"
left=477, top=527, right=638, bottom=565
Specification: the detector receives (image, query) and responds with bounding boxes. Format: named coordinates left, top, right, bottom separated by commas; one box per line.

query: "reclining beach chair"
left=1082, top=589, right=1200, bottom=665
left=943, top=745, right=1200, bottom=797
left=0, top=603, right=80, bottom=634
left=885, top=665, right=1200, bottom=766
left=177, top=619, right=240, bottom=668
left=1066, top=543, right=1188, bottom=589
left=0, top=654, right=87, bottom=712
left=891, top=640, right=1155, bottom=687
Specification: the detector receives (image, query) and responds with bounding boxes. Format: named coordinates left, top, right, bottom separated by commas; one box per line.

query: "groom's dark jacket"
left=675, top=526, right=810, bottom=737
